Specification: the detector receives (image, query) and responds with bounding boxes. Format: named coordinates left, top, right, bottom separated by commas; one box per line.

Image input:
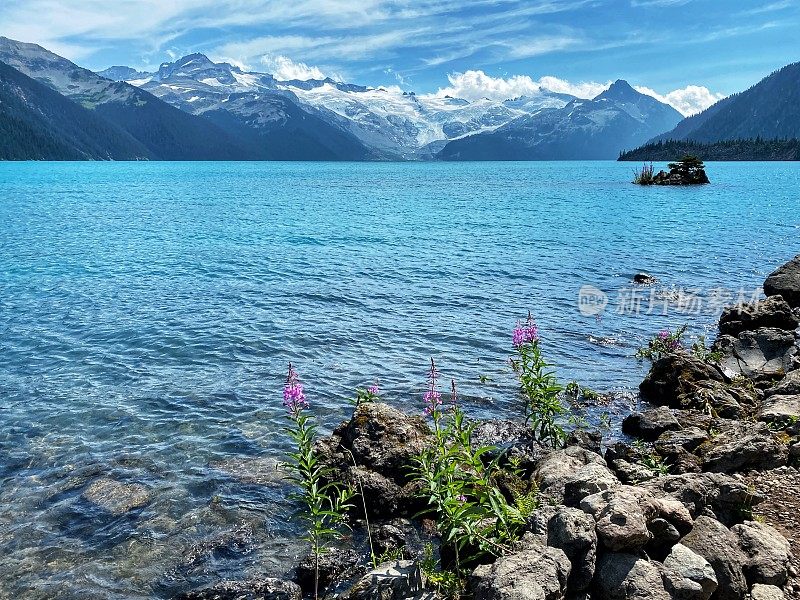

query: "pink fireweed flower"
left=367, top=384, right=380, bottom=396
left=423, top=358, right=441, bottom=417
left=658, top=330, right=670, bottom=340
left=457, top=494, right=467, bottom=502
left=283, top=362, right=308, bottom=416
left=513, top=313, right=539, bottom=348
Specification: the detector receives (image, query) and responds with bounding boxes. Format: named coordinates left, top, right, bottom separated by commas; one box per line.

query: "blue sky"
left=1, top=0, right=798, bottom=113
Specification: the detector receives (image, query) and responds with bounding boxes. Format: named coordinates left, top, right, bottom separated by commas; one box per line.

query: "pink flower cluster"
left=658, top=330, right=682, bottom=351
left=423, top=358, right=442, bottom=417
left=367, top=384, right=380, bottom=396
left=283, top=363, right=308, bottom=416
left=513, top=314, right=539, bottom=348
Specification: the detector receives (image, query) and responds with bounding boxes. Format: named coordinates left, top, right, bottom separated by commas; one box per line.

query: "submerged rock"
left=175, top=578, right=301, bottom=600
left=633, top=273, right=658, bottom=285
left=82, top=478, right=151, bottom=515
left=764, top=254, right=800, bottom=308
left=208, top=456, right=288, bottom=486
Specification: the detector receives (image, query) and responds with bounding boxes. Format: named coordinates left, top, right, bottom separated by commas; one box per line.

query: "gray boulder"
left=731, top=520, right=791, bottom=586
left=680, top=516, right=748, bottom=600
left=751, top=584, right=786, bottom=600
left=175, top=578, right=301, bottom=600
left=532, top=446, right=606, bottom=503
left=622, top=407, right=680, bottom=441
left=715, top=328, right=798, bottom=382
left=595, top=553, right=671, bottom=600
left=718, top=295, right=799, bottom=336
left=545, top=507, right=598, bottom=591
left=643, top=472, right=764, bottom=524
left=662, top=543, right=718, bottom=600
left=341, top=561, right=427, bottom=600
left=765, top=369, right=800, bottom=397
left=698, top=421, right=788, bottom=473
left=470, top=534, right=570, bottom=600
left=759, top=394, right=800, bottom=424
left=608, top=458, right=659, bottom=484
left=764, top=254, right=800, bottom=307
left=639, top=354, right=724, bottom=405
left=296, top=548, right=361, bottom=595
left=563, top=463, right=620, bottom=507
left=339, top=403, right=433, bottom=478
left=675, top=379, right=759, bottom=419
left=655, top=427, right=709, bottom=457
left=580, top=486, right=652, bottom=552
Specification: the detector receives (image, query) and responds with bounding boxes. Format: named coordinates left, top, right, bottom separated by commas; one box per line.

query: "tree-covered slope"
left=0, top=60, right=152, bottom=160
left=650, top=62, right=800, bottom=144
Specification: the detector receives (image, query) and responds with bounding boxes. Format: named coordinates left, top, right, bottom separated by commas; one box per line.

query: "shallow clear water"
left=0, top=161, right=798, bottom=598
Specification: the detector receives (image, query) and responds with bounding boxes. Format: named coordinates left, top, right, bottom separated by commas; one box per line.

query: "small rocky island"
left=176, top=255, right=800, bottom=600
left=634, top=155, right=711, bottom=185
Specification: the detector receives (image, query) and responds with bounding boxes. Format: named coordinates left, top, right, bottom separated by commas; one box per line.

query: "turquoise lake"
left=0, top=161, right=798, bottom=598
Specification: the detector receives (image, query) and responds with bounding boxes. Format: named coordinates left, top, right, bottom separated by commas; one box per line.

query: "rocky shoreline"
left=180, top=254, right=800, bottom=600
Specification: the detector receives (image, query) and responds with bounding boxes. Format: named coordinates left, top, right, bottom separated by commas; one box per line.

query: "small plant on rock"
left=632, top=162, right=655, bottom=185
left=282, top=364, right=355, bottom=600
left=350, top=383, right=381, bottom=406
left=636, top=325, right=686, bottom=361
left=690, top=335, right=723, bottom=364
left=511, top=313, right=567, bottom=447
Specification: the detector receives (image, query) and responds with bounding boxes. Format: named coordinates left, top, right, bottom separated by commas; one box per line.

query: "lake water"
left=1, top=161, right=798, bottom=598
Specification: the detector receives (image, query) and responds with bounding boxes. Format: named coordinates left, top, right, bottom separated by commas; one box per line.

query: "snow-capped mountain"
left=1, top=38, right=687, bottom=161
left=0, top=37, right=260, bottom=160
left=106, top=53, right=577, bottom=159
left=438, top=80, right=684, bottom=160
left=96, top=65, right=154, bottom=84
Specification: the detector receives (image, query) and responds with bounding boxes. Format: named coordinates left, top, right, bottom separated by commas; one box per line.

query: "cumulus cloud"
left=428, top=70, right=724, bottom=116
left=429, top=70, right=609, bottom=102
left=635, top=85, right=725, bottom=116
left=260, top=54, right=326, bottom=80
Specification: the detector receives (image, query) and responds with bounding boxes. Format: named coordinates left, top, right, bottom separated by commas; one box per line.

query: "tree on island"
left=667, top=154, right=709, bottom=184
left=632, top=153, right=710, bottom=185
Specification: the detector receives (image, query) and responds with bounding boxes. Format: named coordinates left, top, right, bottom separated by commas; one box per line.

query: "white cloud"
left=430, top=70, right=609, bottom=102
left=428, top=70, right=725, bottom=116
left=535, top=75, right=610, bottom=98
left=260, top=54, right=326, bottom=80
left=635, top=84, right=725, bottom=115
